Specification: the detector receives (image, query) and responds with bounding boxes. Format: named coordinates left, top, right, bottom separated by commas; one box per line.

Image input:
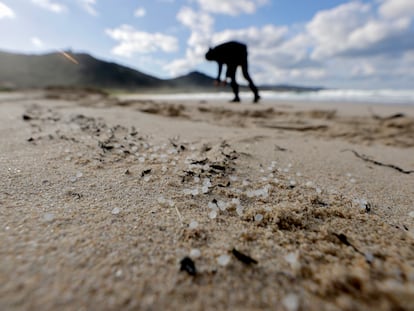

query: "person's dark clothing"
left=205, top=41, right=260, bottom=103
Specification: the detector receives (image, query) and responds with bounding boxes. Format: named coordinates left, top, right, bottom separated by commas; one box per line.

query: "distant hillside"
left=0, top=50, right=163, bottom=89
left=0, top=50, right=322, bottom=92
left=167, top=73, right=323, bottom=92
left=168, top=71, right=215, bottom=88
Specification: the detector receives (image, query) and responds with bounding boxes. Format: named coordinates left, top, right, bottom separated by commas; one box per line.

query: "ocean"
left=135, top=89, right=414, bottom=106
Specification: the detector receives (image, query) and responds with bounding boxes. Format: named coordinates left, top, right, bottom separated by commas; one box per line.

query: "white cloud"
left=177, top=7, right=213, bottom=35
left=164, top=0, right=414, bottom=87
left=31, top=0, right=67, bottom=13
left=307, top=2, right=371, bottom=59
left=277, top=34, right=313, bottom=64
left=167, top=6, right=304, bottom=78
left=106, top=25, right=178, bottom=57
left=211, top=24, right=288, bottom=49
left=347, top=18, right=411, bottom=50
left=79, top=0, right=98, bottom=16
left=31, top=37, right=44, bottom=48
left=166, top=7, right=214, bottom=75
left=164, top=58, right=191, bottom=76
left=134, top=7, right=146, bottom=18
left=379, top=0, right=414, bottom=20
left=306, top=1, right=413, bottom=60
left=166, top=3, right=320, bottom=79
left=0, top=2, right=15, bottom=19
left=207, top=25, right=326, bottom=85
left=166, top=20, right=293, bottom=78
left=351, top=62, right=376, bottom=77
left=196, top=0, right=268, bottom=16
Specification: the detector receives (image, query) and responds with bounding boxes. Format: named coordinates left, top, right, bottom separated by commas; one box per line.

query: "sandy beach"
left=1, top=89, right=414, bottom=311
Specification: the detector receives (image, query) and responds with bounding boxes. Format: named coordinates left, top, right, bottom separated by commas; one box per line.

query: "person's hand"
left=214, top=79, right=221, bottom=86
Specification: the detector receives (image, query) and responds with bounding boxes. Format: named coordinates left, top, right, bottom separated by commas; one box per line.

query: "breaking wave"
left=131, top=89, right=414, bottom=105
left=262, top=89, right=414, bottom=105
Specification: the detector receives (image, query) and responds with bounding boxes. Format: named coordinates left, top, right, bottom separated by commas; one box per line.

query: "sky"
left=1, top=0, right=414, bottom=89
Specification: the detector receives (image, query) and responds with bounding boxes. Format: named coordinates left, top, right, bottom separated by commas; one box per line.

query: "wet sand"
left=1, top=89, right=413, bottom=310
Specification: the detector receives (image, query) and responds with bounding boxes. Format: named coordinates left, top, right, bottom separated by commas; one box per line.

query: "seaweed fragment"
left=22, top=114, right=32, bottom=121
left=344, top=149, right=414, bottom=174
left=260, top=123, right=328, bottom=131
left=232, top=248, right=258, bottom=265
left=141, top=169, right=152, bottom=177
left=217, top=181, right=231, bottom=188
left=333, top=233, right=371, bottom=263
left=221, top=150, right=239, bottom=160
left=200, top=144, right=212, bottom=153
left=275, top=144, right=287, bottom=152
left=98, top=141, right=114, bottom=151
left=310, top=196, right=328, bottom=207
left=169, top=139, right=186, bottom=151
left=333, top=233, right=354, bottom=248
left=211, top=164, right=226, bottom=171
left=369, top=108, right=405, bottom=121
left=180, top=256, right=197, bottom=276
left=191, top=159, right=208, bottom=165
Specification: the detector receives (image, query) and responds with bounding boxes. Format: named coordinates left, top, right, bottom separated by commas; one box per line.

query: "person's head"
left=205, top=48, right=215, bottom=61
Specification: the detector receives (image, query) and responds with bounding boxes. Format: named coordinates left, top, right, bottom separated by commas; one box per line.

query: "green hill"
left=0, top=50, right=322, bottom=92
left=0, top=50, right=163, bottom=89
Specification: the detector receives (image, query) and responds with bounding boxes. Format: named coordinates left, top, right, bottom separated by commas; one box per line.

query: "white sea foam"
left=124, top=89, right=414, bottom=105
left=266, top=89, right=414, bottom=105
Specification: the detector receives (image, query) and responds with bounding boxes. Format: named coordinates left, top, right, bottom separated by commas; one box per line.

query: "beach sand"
left=1, top=89, right=413, bottom=311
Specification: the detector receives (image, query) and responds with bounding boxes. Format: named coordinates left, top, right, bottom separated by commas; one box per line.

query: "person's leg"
left=241, top=61, right=260, bottom=103
left=228, top=65, right=240, bottom=102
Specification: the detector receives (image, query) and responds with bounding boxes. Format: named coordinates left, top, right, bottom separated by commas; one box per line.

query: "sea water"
left=262, top=89, right=414, bottom=105
left=129, top=89, right=414, bottom=105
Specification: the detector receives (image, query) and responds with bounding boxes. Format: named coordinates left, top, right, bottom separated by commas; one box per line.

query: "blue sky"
left=1, top=0, right=414, bottom=89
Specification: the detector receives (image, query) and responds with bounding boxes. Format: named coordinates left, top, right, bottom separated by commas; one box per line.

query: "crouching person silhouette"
left=205, top=41, right=260, bottom=103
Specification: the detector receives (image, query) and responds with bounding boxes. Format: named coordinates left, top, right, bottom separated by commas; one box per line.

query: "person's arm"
left=216, top=62, right=223, bottom=82
left=215, top=62, right=223, bottom=84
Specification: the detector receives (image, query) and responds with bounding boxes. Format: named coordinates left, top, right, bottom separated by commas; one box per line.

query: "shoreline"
left=3, top=87, right=414, bottom=107
left=116, top=89, right=414, bottom=106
